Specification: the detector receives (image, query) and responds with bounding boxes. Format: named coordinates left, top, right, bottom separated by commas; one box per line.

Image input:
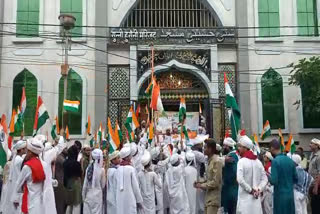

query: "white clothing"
left=82, top=164, right=106, bottom=214
left=192, top=150, right=206, bottom=213
left=294, top=189, right=308, bottom=214
left=0, top=161, right=12, bottom=214
left=9, top=155, right=24, bottom=214
left=66, top=204, right=81, bottom=214
left=184, top=165, right=197, bottom=214
left=132, top=153, right=143, bottom=174
left=107, top=167, right=118, bottom=214
left=115, top=165, right=143, bottom=214
left=236, top=157, right=268, bottom=214
left=15, top=160, right=48, bottom=214
left=262, top=184, right=273, bottom=214
left=165, top=164, right=190, bottom=214
left=42, top=136, right=65, bottom=214
left=138, top=170, right=162, bottom=214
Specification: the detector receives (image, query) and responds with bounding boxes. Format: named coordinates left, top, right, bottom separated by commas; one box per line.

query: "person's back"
left=270, top=154, right=298, bottom=214
left=184, top=164, right=197, bottom=214
left=107, top=167, right=117, bottom=213
left=115, top=164, right=142, bottom=214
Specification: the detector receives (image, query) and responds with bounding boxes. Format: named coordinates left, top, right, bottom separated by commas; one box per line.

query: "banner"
left=158, top=112, right=199, bottom=132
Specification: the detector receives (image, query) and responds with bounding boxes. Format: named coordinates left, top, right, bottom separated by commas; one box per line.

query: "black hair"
left=270, top=139, right=280, bottom=150
left=74, top=141, right=82, bottom=150
left=204, top=138, right=217, bottom=152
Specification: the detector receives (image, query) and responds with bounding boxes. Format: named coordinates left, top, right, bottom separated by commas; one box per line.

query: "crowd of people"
left=0, top=126, right=319, bottom=214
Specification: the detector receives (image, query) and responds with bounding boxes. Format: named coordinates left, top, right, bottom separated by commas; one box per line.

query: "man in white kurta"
left=138, top=151, right=162, bottom=214
left=15, top=137, right=47, bottom=214
left=107, top=151, right=120, bottom=214
left=131, top=142, right=143, bottom=174
left=184, top=151, right=198, bottom=214
left=150, top=147, right=170, bottom=214
left=165, top=154, right=190, bottom=214
left=236, top=136, right=268, bottom=214
left=115, top=146, right=143, bottom=214
left=42, top=135, right=66, bottom=214
left=82, top=149, right=106, bottom=214
left=10, top=140, right=27, bottom=214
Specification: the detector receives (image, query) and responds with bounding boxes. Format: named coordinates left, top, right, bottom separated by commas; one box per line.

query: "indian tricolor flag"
left=98, top=122, right=102, bottom=143
left=260, top=120, right=271, bottom=140
left=108, top=118, right=118, bottom=153
left=179, top=98, right=186, bottom=123
left=285, top=134, right=296, bottom=154
left=125, top=106, right=140, bottom=142
left=252, top=133, right=261, bottom=155
left=33, top=96, right=49, bottom=136
left=150, top=82, right=164, bottom=113
left=51, top=116, right=59, bottom=140
left=20, top=87, right=26, bottom=115
left=145, top=77, right=155, bottom=97
left=63, top=100, right=80, bottom=112
left=86, top=115, right=91, bottom=134
left=114, top=120, right=123, bottom=145
left=278, top=128, right=285, bottom=152
left=148, top=121, right=154, bottom=144
left=224, top=73, right=241, bottom=141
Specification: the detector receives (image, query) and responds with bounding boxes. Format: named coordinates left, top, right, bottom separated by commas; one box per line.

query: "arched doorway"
left=138, top=68, right=211, bottom=134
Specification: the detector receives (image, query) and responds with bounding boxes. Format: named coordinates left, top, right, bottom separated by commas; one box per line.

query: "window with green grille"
left=60, top=0, right=83, bottom=37
left=12, top=69, right=38, bottom=136
left=258, top=0, right=280, bottom=37
left=16, top=0, right=40, bottom=37
left=261, top=68, right=285, bottom=129
left=58, top=69, right=83, bottom=134
left=297, top=0, right=318, bottom=36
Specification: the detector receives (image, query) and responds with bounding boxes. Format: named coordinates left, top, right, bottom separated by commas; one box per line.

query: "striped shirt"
left=294, top=166, right=313, bottom=195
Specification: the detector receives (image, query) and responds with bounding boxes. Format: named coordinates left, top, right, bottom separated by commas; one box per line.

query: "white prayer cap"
left=141, top=151, right=151, bottom=166
left=123, top=143, right=131, bottom=148
left=13, top=140, right=26, bottom=151
left=150, top=147, right=161, bottom=160
left=44, top=142, right=53, bottom=152
left=109, top=150, right=120, bottom=161
left=291, top=154, right=301, bottom=165
left=130, top=143, right=138, bottom=156
left=119, top=146, right=131, bottom=159
left=35, top=134, right=47, bottom=144
left=185, top=151, right=195, bottom=162
left=265, top=151, right=273, bottom=161
left=238, top=135, right=254, bottom=150
left=27, top=138, right=44, bottom=155
left=311, top=138, right=320, bottom=147
left=170, top=154, right=179, bottom=165
left=223, top=137, right=236, bottom=148
left=92, top=149, right=103, bottom=161
left=192, top=134, right=209, bottom=146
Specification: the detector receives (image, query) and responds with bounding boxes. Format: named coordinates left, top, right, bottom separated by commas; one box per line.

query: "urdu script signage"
left=110, top=28, right=237, bottom=44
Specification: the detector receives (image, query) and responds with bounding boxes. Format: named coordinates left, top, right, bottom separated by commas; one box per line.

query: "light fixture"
left=178, top=80, right=181, bottom=86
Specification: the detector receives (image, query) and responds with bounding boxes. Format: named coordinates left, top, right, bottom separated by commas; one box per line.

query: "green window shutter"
left=259, top=13, right=270, bottom=37
left=297, top=0, right=317, bottom=36
left=61, top=0, right=72, bottom=13
left=258, top=0, right=280, bottom=37
left=58, top=69, right=83, bottom=135
left=16, top=0, right=39, bottom=38
left=71, top=0, right=82, bottom=12
left=258, top=0, right=269, bottom=12
left=261, top=68, right=285, bottom=129
left=268, top=0, right=279, bottom=12
left=298, top=13, right=309, bottom=35
left=269, top=13, right=280, bottom=36
left=12, top=69, right=38, bottom=136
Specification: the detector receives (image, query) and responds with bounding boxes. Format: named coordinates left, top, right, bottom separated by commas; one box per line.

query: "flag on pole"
left=125, top=106, right=140, bottom=142
left=108, top=118, right=119, bottom=153
left=224, top=73, right=241, bottom=141
left=63, top=100, right=80, bottom=112
left=252, top=133, right=261, bottom=155
left=0, top=142, right=7, bottom=169
left=33, top=96, right=49, bottom=136
left=179, top=98, right=186, bottom=123
left=150, top=82, right=164, bottom=112
left=51, top=116, right=59, bottom=140
left=148, top=121, right=154, bottom=144
left=1, top=114, right=8, bottom=135
left=145, top=77, right=155, bottom=97
left=285, top=134, right=296, bottom=154
left=66, top=126, right=70, bottom=140
left=20, top=87, right=26, bottom=115
left=114, top=120, right=123, bottom=145
left=86, top=115, right=91, bottom=134
left=278, top=128, right=285, bottom=152
left=98, top=122, right=102, bottom=143
left=260, top=120, right=271, bottom=140
left=182, top=124, right=189, bottom=141
left=145, top=105, right=150, bottom=124
left=136, top=104, right=141, bottom=119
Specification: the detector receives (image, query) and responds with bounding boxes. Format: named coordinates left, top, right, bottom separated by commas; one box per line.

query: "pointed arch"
left=121, top=0, right=222, bottom=28
left=12, top=68, right=38, bottom=135
left=58, top=69, right=83, bottom=134
left=261, top=68, right=285, bottom=129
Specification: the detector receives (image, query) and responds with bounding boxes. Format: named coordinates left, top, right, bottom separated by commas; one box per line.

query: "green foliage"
left=289, top=57, right=320, bottom=112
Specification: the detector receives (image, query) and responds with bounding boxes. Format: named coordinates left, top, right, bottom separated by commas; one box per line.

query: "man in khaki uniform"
left=194, top=138, right=223, bottom=214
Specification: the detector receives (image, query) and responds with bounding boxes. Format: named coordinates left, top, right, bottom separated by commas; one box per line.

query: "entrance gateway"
left=107, top=0, right=238, bottom=143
